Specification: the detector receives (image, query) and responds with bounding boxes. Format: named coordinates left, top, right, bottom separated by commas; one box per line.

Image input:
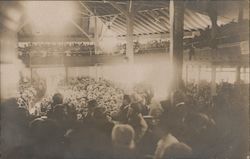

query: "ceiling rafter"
left=100, top=15, right=121, bottom=38
left=115, top=12, right=150, bottom=34
left=79, top=1, right=95, bottom=16
left=185, top=9, right=206, bottom=29
left=131, top=13, right=156, bottom=34
left=156, top=10, right=171, bottom=31
left=134, top=14, right=162, bottom=33
left=111, top=24, right=126, bottom=35
left=195, top=12, right=211, bottom=27
left=111, top=17, right=127, bottom=33
left=110, top=21, right=126, bottom=34
left=70, top=19, right=92, bottom=41
left=109, top=23, right=125, bottom=35
left=156, top=9, right=170, bottom=26
left=108, top=1, right=129, bottom=17
left=145, top=10, right=168, bottom=31
left=114, top=14, right=146, bottom=35
left=183, top=12, right=199, bottom=30
left=133, top=20, right=152, bottom=34
left=17, top=1, right=238, bottom=37
left=137, top=11, right=165, bottom=32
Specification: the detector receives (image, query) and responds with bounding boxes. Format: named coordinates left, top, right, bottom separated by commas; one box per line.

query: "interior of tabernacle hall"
left=0, top=1, right=249, bottom=159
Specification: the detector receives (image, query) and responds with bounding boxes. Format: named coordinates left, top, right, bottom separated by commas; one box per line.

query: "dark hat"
left=123, top=94, right=131, bottom=103
left=87, top=99, right=98, bottom=108
left=52, top=93, right=63, bottom=105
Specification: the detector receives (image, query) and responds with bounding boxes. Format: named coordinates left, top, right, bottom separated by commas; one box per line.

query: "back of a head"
left=1, top=98, right=19, bottom=117
left=162, top=142, right=192, bottom=159
left=123, top=94, right=131, bottom=104
left=51, top=104, right=67, bottom=120
left=29, top=118, right=60, bottom=142
left=93, top=106, right=106, bottom=119
left=111, top=124, right=135, bottom=149
left=130, top=103, right=141, bottom=115
left=130, top=93, right=143, bottom=104
left=52, top=93, right=63, bottom=105
left=1, top=98, right=30, bottom=123
left=170, top=90, right=185, bottom=107
left=87, top=99, right=98, bottom=109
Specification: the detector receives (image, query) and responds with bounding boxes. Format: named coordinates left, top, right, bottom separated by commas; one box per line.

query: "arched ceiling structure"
left=0, top=0, right=249, bottom=38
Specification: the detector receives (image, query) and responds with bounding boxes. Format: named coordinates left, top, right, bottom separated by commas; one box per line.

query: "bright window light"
left=24, top=1, right=75, bottom=34
left=99, top=28, right=118, bottom=53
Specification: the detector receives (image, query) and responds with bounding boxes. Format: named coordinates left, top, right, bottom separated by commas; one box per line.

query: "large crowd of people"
left=1, top=75, right=249, bottom=159
left=185, top=20, right=249, bottom=49
left=18, top=40, right=169, bottom=59
left=117, top=40, right=169, bottom=54
left=17, top=20, right=248, bottom=63
left=18, top=42, right=95, bottom=57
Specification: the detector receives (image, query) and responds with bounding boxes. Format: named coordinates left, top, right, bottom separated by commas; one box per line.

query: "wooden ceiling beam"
left=79, top=1, right=95, bottom=16
left=109, top=24, right=125, bottom=35
left=133, top=19, right=152, bottom=34
left=70, top=19, right=92, bottom=41
left=109, top=1, right=129, bottom=17
left=137, top=11, right=164, bottom=32
left=146, top=10, right=169, bottom=31
left=115, top=15, right=146, bottom=35
left=111, top=17, right=127, bottom=33
left=157, top=8, right=170, bottom=26
left=134, top=14, right=161, bottom=33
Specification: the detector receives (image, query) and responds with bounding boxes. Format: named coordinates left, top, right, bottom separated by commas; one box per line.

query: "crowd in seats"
left=2, top=75, right=249, bottom=159
left=47, top=77, right=124, bottom=118
left=118, top=40, right=169, bottom=55
left=138, top=40, right=169, bottom=51
left=18, top=42, right=95, bottom=57
left=17, top=76, right=124, bottom=119
left=17, top=76, right=47, bottom=109
left=133, top=40, right=169, bottom=53
left=18, top=39, right=169, bottom=61
left=185, top=20, right=249, bottom=49
left=17, top=20, right=248, bottom=65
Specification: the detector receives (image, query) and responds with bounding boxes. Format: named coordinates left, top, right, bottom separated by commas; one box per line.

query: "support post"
left=207, top=1, right=218, bottom=49
left=185, top=64, right=188, bottom=85
left=236, top=66, right=241, bottom=83
left=30, top=67, right=33, bottom=84
left=126, top=1, right=134, bottom=64
left=65, top=66, right=68, bottom=83
left=169, top=0, right=184, bottom=91
left=198, top=65, right=201, bottom=83
left=211, top=65, right=216, bottom=96
left=94, top=8, right=99, bottom=55
left=243, top=67, right=246, bottom=81
left=238, top=1, right=244, bottom=22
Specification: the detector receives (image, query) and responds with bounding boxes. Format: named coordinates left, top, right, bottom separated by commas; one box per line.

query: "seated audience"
left=127, top=103, right=148, bottom=143
left=111, top=124, right=137, bottom=159
left=7, top=75, right=248, bottom=159
left=112, top=94, right=131, bottom=123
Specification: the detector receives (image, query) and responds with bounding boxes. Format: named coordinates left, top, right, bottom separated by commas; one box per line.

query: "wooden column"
left=169, top=0, right=184, bottom=91
left=65, top=66, right=68, bottom=83
left=94, top=9, right=99, bottom=55
left=236, top=66, right=241, bottom=82
left=185, top=64, right=189, bottom=85
left=243, top=67, right=246, bottom=81
left=238, top=1, right=244, bottom=22
left=126, top=2, right=134, bottom=63
left=207, top=1, right=218, bottom=49
left=197, top=65, right=201, bottom=89
left=198, top=65, right=201, bottom=83
left=30, top=68, right=33, bottom=84
left=211, top=65, right=217, bottom=96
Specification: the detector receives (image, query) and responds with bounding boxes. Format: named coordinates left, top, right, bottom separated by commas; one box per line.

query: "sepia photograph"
left=0, top=0, right=249, bottom=159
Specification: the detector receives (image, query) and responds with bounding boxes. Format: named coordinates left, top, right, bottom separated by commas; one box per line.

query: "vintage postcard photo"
left=0, top=1, right=249, bottom=159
